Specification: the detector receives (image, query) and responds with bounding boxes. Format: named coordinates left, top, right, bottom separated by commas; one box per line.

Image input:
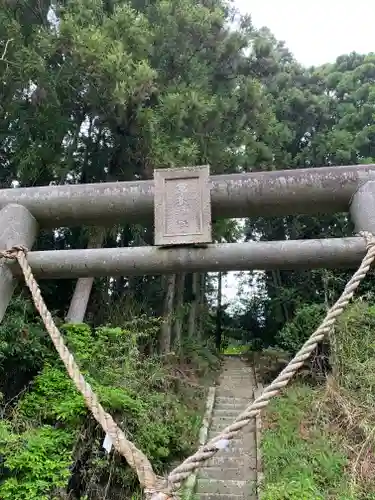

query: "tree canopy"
left=1, top=1, right=375, bottom=498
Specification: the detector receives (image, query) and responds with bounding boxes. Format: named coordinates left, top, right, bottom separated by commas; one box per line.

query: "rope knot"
left=0, top=245, right=28, bottom=260
left=147, top=493, right=174, bottom=500
left=358, top=231, right=375, bottom=250
left=145, top=477, right=177, bottom=500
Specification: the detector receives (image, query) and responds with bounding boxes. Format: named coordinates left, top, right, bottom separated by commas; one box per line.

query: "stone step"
left=221, top=368, right=251, bottom=371
left=211, top=413, right=240, bottom=422
left=215, top=391, right=254, bottom=405
left=198, top=466, right=257, bottom=481
left=215, top=389, right=253, bottom=398
left=210, top=417, right=256, bottom=431
left=208, top=431, right=255, bottom=444
left=221, top=368, right=252, bottom=372
left=214, top=406, right=248, bottom=414
left=207, top=455, right=257, bottom=468
left=219, top=378, right=253, bottom=383
left=222, top=365, right=251, bottom=369
left=221, top=369, right=253, bottom=373
left=215, top=397, right=251, bottom=404
left=209, top=426, right=255, bottom=436
left=211, top=415, right=235, bottom=425
left=215, top=396, right=251, bottom=405
left=220, top=376, right=253, bottom=381
left=209, top=427, right=255, bottom=438
left=197, top=478, right=247, bottom=495
left=221, top=371, right=253, bottom=375
left=199, top=358, right=259, bottom=500
left=213, top=408, right=246, bottom=418
left=204, top=447, right=251, bottom=459
left=206, top=436, right=245, bottom=447
left=198, top=494, right=245, bottom=500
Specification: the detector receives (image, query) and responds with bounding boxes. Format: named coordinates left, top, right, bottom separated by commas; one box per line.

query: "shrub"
left=0, top=321, right=209, bottom=498
left=0, top=423, right=74, bottom=500
left=222, top=344, right=248, bottom=355
left=0, top=296, right=52, bottom=403
left=261, top=385, right=354, bottom=500
left=331, top=301, right=375, bottom=407
left=276, top=304, right=326, bottom=354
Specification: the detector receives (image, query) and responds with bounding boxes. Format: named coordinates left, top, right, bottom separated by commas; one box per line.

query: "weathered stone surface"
left=154, top=166, right=212, bottom=245
left=196, top=357, right=258, bottom=499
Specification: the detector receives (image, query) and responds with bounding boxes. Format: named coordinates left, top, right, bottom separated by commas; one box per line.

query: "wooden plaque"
left=154, top=166, right=212, bottom=246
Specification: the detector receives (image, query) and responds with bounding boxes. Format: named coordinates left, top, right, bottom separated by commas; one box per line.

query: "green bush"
left=0, top=422, right=74, bottom=500
left=0, top=321, right=210, bottom=499
left=332, top=301, right=375, bottom=407
left=222, top=344, right=248, bottom=355
left=261, top=385, right=355, bottom=500
left=276, top=304, right=326, bottom=354
left=180, top=336, right=220, bottom=376
left=261, top=477, right=325, bottom=500
left=260, top=301, right=375, bottom=500
left=0, top=296, right=52, bottom=402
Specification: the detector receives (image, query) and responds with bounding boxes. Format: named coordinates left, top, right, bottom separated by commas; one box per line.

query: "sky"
left=222, top=0, right=375, bottom=306
left=235, top=0, right=375, bottom=67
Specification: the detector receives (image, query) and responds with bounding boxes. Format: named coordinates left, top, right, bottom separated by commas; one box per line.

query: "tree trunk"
left=187, top=273, right=200, bottom=339
left=160, top=274, right=176, bottom=354
left=215, top=271, right=223, bottom=350
left=65, top=229, right=104, bottom=323
left=196, top=272, right=206, bottom=334
left=269, top=269, right=290, bottom=325
left=200, top=273, right=207, bottom=307
left=173, top=273, right=186, bottom=352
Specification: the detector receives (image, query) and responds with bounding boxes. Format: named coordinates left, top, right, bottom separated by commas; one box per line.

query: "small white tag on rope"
left=102, top=433, right=113, bottom=454
left=214, top=438, right=229, bottom=450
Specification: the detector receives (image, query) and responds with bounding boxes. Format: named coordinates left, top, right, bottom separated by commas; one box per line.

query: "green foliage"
left=17, top=365, right=87, bottom=426
left=222, top=344, right=248, bottom=355
left=179, top=336, right=221, bottom=377
left=0, top=295, right=49, bottom=367
left=240, top=45, right=375, bottom=343
left=0, top=321, right=211, bottom=498
left=261, top=302, right=375, bottom=499
left=261, top=385, right=355, bottom=500
left=3, top=0, right=375, bottom=497
left=276, top=303, right=326, bottom=354
left=0, top=423, right=74, bottom=500
left=0, top=295, right=53, bottom=402
left=332, top=301, right=375, bottom=407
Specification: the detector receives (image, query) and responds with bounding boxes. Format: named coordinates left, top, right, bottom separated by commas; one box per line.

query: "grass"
left=260, top=384, right=357, bottom=499
left=260, top=300, right=375, bottom=500
left=0, top=320, right=219, bottom=500
left=222, top=344, right=248, bottom=355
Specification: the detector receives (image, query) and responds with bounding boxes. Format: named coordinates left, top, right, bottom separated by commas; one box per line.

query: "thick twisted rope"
left=155, top=231, right=375, bottom=494
left=0, top=246, right=159, bottom=494
left=2, top=232, right=375, bottom=500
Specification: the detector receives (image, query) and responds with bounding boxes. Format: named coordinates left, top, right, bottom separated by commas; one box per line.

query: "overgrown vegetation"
left=260, top=301, right=375, bottom=499
left=1, top=0, right=375, bottom=497
left=261, top=385, right=354, bottom=500
left=0, top=297, right=219, bottom=499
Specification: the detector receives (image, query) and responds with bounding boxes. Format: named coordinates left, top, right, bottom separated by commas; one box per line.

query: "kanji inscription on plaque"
left=154, top=166, right=212, bottom=246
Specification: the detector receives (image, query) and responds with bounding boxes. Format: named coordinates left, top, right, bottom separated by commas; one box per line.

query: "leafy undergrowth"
left=260, top=300, right=375, bottom=500
left=0, top=308, right=220, bottom=500
left=261, top=384, right=357, bottom=499
left=222, top=344, right=248, bottom=355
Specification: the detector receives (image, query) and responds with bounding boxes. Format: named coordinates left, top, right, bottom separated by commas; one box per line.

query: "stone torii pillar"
left=350, top=181, right=375, bottom=233
left=0, top=204, right=38, bottom=321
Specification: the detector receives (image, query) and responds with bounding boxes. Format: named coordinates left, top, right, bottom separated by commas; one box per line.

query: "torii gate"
left=1, top=164, right=375, bottom=499
left=0, top=164, right=374, bottom=321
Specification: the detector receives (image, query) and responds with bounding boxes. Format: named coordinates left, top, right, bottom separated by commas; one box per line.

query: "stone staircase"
left=196, top=357, right=258, bottom=500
